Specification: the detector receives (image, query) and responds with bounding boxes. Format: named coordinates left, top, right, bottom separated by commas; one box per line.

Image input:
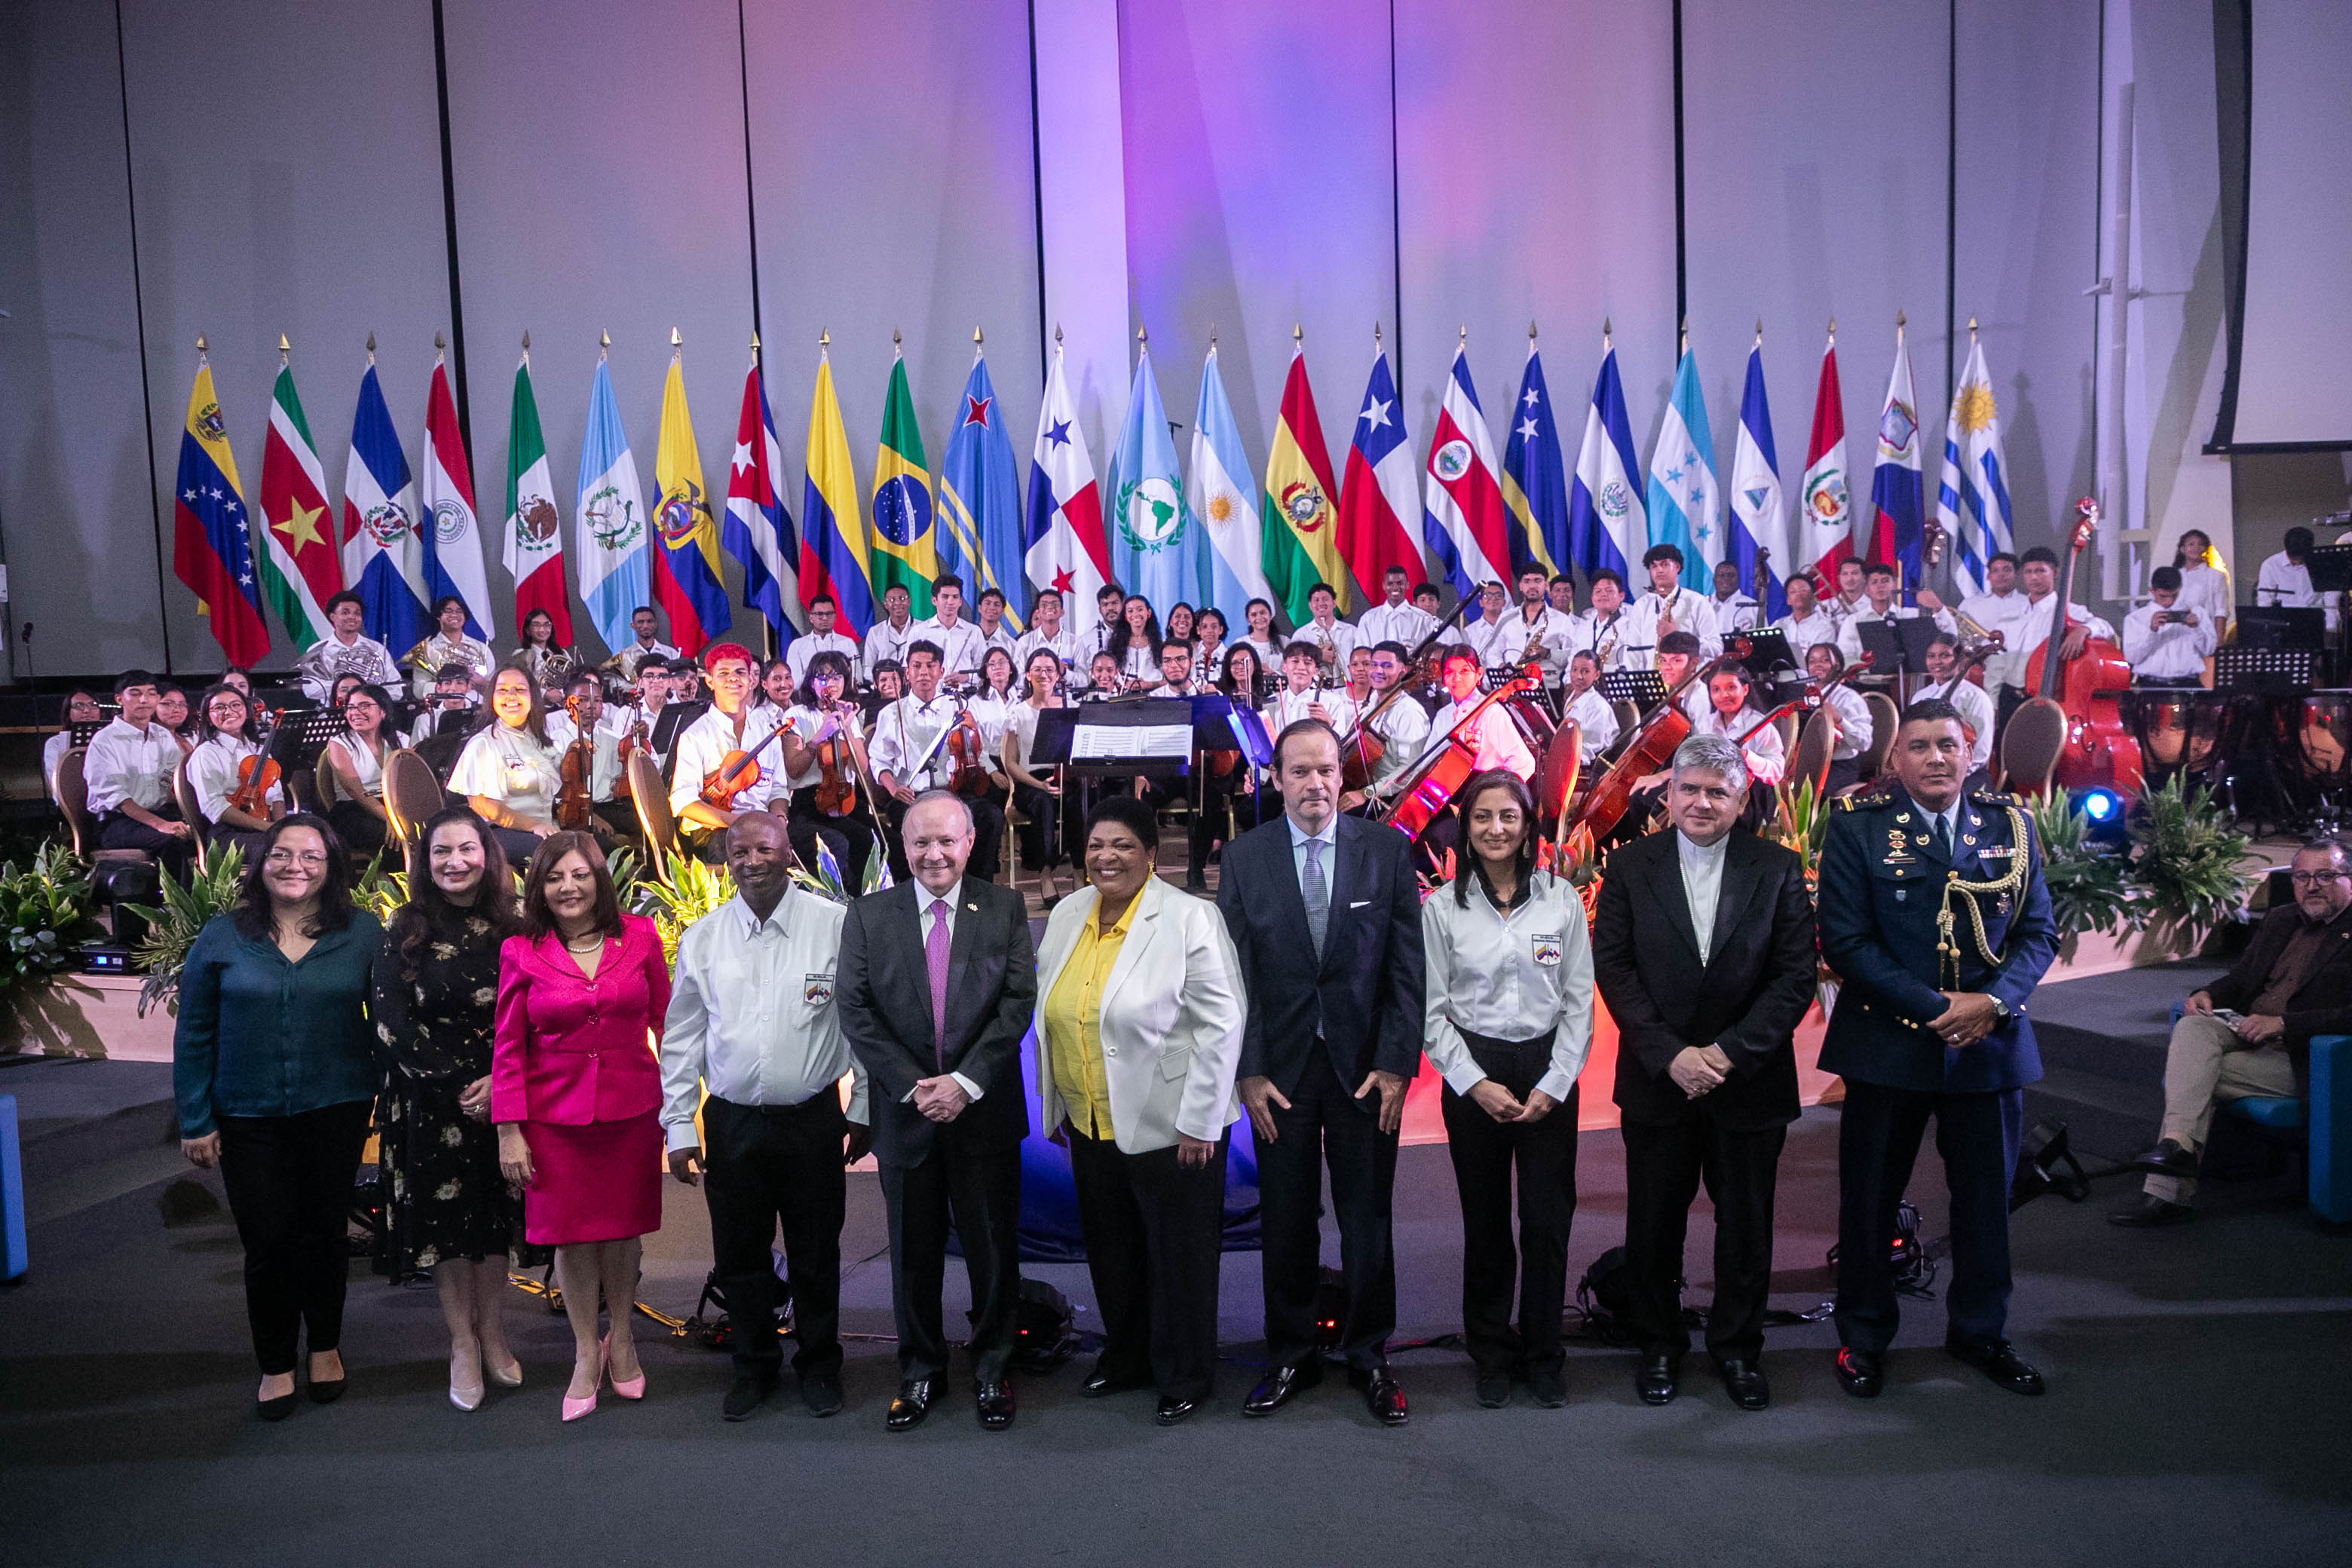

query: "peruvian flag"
left=1022, top=338, right=1110, bottom=616
left=1336, top=341, right=1424, bottom=605
left=1420, top=344, right=1514, bottom=602
left=1868, top=324, right=1925, bottom=590
left=1796, top=332, right=1854, bottom=590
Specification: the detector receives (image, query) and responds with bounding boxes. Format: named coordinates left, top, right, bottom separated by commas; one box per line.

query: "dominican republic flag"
left=799, top=345, right=873, bottom=636
left=340, top=357, right=431, bottom=652
left=574, top=356, right=650, bottom=654
left=1337, top=341, right=1426, bottom=604
left=1421, top=344, right=1514, bottom=600
left=421, top=355, right=495, bottom=641
left=724, top=346, right=802, bottom=648
left=1796, top=332, right=1854, bottom=590
left=256, top=360, right=344, bottom=651
left=503, top=351, right=571, bottom=647
left=1499, top=337, right=1568, bottom=581
left=1645, top=348, right=1722, bottom=574
left=1023, top=339, right=1110, bottom=620
left=937, top=349, right=1025, bottom=632
left=1189, top=344, right=1274, bottom=631
left=1726, top=336, right=1790, bottom=620
left=1868, top=326, right=1925, bottom=589
left=1937, top=331, right=2015, bottom=599
left=171, top=357, right=270, bottom=665
left=1566, top=334, right=1643, bottom=584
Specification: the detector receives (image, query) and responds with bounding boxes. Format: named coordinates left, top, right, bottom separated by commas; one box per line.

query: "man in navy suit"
left=1817, top=698, right=2060, bottom=1399
left=1217, top=719, right=1426, bottom=1425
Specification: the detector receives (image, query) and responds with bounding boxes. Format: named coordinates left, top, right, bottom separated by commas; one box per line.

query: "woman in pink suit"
left=492, top=831, right=672, bottom=1421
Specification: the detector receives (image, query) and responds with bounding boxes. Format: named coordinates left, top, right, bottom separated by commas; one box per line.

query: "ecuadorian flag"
left=651, top=354, right=732, bottom=656
left=870, top=350, right=938, bottom=619
left=800, top=347, right=875, bottom=635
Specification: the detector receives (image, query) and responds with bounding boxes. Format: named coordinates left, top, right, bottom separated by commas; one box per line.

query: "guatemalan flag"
left=1023, top=339, right=1110, bottom=620
left=1421, top=342, right=1513, bottom=600
left=1937, top=329, right=2015, bottom=599
left=937, top=346, right=1026, bottom=632
left=1644, top=347, right=1722, bottom=574
left=574, top=354, right=650, bottom=654
left=1499, top=334, right=1568, bottom=580
left=421, top=353, right=495, bottom=641
left=339, top=355, right=432, bottom=652
left=1336, top=338, right=1425, bottom=605
left=1189, top=344, right=1274, bottom=632
left=1727, top=334, right=1791, bottom=620
left=1566, top=331, right=1643, bottom=584
left=723, top=345, right=802, bottom=648
left=1869, top=323, right=1925, bottom=590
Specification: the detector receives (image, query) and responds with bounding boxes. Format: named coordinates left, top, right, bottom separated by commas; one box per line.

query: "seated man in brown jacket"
left=2114, top=838, right=2352, bottom=1226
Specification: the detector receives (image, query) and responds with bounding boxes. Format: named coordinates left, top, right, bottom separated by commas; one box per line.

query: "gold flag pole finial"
left=1293, top=322, right=1303, bottom=345
left=1137, top=324, right=1147, bottom=347
left=819, top=329, right=831, bottom=352
left=599, top=329, right=610, bottom=357
left=277, top=332, right=289, bottom=363
left=1827, top=317, right=1836, bottom=339
left=1896, top=308, right=1907, bottom=332
left=1458, top=323, right=1467, bottom=345
left=1054, top=323, right=1064, bottom=347
left=365, top=331, right=377, bottom=361
left=196, top=333, right=210, bottom=360
left=1603, top=317, right=1613, bottom=345
left=671, top=326, right=682, bottom=356
left=1679, top=316, right=1689, bottom=354
left=1968, top=315, right=1980, bottom=335
left=974, top=324, right=984, bottom=347
left=749, top=329, right=759, bottom=354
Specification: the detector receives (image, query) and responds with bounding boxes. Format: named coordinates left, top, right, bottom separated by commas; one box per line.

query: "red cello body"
left=2023, top=498, right=2142, bottom=795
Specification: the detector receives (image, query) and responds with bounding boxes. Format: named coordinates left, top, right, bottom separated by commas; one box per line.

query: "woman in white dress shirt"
left=1107, top=596, right=1164, bottom=694
left=2172, top=527, right=2231, bottom=639
left=1004, top=648, right=1075, bottom=901
left=1420, top=769, right=1594, bottom=1410
left=323, top=684, right=397, bottom=856
left=186, top=684, right=286, bottom=862
left=775, top=651, right=877, bottom=890
left=1192, top=608, right=1229, bottom=683
left=42, top=688, right=102, bottom=804
left=449, top=663, right=564, bottom=868
left=1034, top=795, right=1245, bottom=1425
left=1238, top=597, right=1282, bottom=674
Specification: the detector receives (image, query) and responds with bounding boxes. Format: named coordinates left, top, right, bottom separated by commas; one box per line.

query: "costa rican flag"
left=1420, top=342, right=1513, bottom=601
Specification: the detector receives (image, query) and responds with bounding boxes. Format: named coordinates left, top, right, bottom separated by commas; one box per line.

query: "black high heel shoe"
left=257, top=1392, right=298, bottom=1422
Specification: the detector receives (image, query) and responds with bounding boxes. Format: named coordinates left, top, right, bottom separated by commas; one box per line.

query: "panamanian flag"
left=339, top=355, right=431, bottom=652
left=1023, top=339, right=1110, bottom=618
left=1566, top=331, right=1643, bottom=583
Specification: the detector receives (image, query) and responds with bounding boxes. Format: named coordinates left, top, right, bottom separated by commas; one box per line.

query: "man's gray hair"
left=1670, top=733, right=1749, bottom=789
left=2297, top=836, right=2350, bottom=864
left=905, top=788, right=975, bottom=832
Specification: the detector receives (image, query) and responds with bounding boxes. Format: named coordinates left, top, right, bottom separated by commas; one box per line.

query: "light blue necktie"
left=1302, top=838, right=1329, bottom=960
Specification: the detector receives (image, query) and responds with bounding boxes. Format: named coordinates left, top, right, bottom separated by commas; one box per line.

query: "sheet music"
left=1070, top=722, right=1194, bottom=761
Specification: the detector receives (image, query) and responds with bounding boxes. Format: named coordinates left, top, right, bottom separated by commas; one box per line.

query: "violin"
left=555, top=697, right=595, bottom=831
left=225, top=752, right=280, bottom=820
left=946, top=700, right=993, bottom=800
left=1560, top=651, right=1722, bottom=857
left=2022, top=498, right=2142, bottom=793
left=699, top=717, right=792, bottom=811
left=611, top=715, right=648, bottom=803
left=812, top=700, right=864, bottom=818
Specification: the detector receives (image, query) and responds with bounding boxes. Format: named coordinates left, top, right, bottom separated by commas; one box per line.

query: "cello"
left=2021, top=498, right=2142, bottom=793
left=1560, top=647, right=1727, bottom=858
left=1384, top=666, right=1545, bottom=840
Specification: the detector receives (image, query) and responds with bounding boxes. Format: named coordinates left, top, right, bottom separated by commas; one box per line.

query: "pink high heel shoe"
left=603, top=1333, right=645, bottom=1401
left=561, top=1345, right=605, bottom=1423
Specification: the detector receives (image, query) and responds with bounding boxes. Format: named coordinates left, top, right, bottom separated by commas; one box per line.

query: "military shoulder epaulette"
left=1969, top=789, right=2019, bottom=807
left=1833, top=788, right=1895, bottom=813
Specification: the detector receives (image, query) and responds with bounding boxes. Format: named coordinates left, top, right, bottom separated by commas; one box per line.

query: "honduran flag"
left=339, top=355, right=432, bottom=653
left=1644, top=347, right=1722, bottom=574
left=1796, top=331, right=1854, bottom=590
left=1023, top=338, right=1110, bottom=619
left=1566, top=330, right=1643, bottom=584
left=1726, top=334, right=1791, bottom=620
left=649, top=350, right=732, bottom=656
left=421, top=354, right=495, bottom=641
left=1421, top=342, right=1514, bottom=601
left=1869, top=323, right=1925, bottom=589
left=800, top=341, right=874, bottom=636
left=1337, top=338, right=1426, bottom=605
left=722, top=344, right=801, bottom=648
left=1499, top=334, right=1569, bottom=582
left=171, top=355, right=270, bottom=666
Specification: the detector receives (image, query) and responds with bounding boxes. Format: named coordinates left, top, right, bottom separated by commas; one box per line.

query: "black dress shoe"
left=801, top=1372, right=844, bottom=1417
left=1242, top=1358, right=1324, bottom=1416
left=1527, top=1366, right=1567, bottom=1409
left=1834, top=1346, right=1882, bottom=1398
left=256, top=1392, right=298, bottom=1423
left=1154, top=1395, right=1199, bottom=1426
left=2109, top=1194, right=2194, bottom=1228
left=975, top=1377, right=1016, bottom=1430
left=1635, top=1353, right=1680, bottom=1406
left=886, top=1378, right=933, bottom=1432
left=723, top=1370, right=779, bottom=1421
left=1184, top=874, right=1209, bottom=895
left=306, top=1375, right=346, bottom=1405
left=1080, top=1360, right=1152, bottom=1398
left=1348, top=1365, right=1409, bottom=1426
left=2127, top=1138, right=2199, bottom=1178
left=1715, top=1358, right=1769, bottom=1410
left=1474, top=1370, right=1512, bottom=1409
left=1946, top=1338, right=2045, bottom=1395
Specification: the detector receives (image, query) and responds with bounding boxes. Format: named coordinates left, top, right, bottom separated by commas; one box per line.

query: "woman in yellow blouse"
left=1032, top=796, right=1245, bottom=1426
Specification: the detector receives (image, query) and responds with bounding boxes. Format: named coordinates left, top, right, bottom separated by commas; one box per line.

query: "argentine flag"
left=1727, top=338, right=1790, bottom=618
left=1646, top=349, right=1721, bottom=573
left=1566, top=337, right=1642, bottom=582
left=574, top=356, right=650, bottom=654
left=1107, top=340, right=1202, bottom=619
left=1189, top=345, right=1273, bottom=629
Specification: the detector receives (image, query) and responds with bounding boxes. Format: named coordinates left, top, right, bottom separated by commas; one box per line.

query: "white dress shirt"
left=1013, top=626, right=1083, bottom=691
left=1263, top=684, right=1357, bottom=737
left=910, top=614, right=987, bottom=676
left=1688, top=703, right=1785, bottom=786
left=42, top=730, right=70, bottom=803
left=405, top=632, right=495, bottom=697
left=1562, top=687, right=1620, bottom=763
left=862, top=617, right=917, bottom=675
left=915, top=879, right=985, bottom=1101
left=784, top=629, right=864, bottom=687
left=1676, top=830, right=1730, bottom=965
left=1420, top=869, right=1594, bottom=1104
left=185, top=734, right=284, bottom=823
left=1355, top=599, right=1437, bottom=650
left=1361, top=693, right=1432, bottom=797
left=1563, top=608, right=1632, bottom=670
left=1500, top=605, right=1573, bottom=685
left=666, top=703, right=792, bottom=816
left=2009, top=595, right=2120, bottom=675
left=449, top=724, right=562, bottom=817
left=543, top=713, right=625, bottom=802
left=1619, top=586, right=1721, bottom=666
left=1771, top=609, right=1842, bottom=658
left=1815, top=681, right=1876, bottom=764
left=1955, top=588, right=2035, bottom=690
left=292, top=631, right=401, bottom=703
left=1711, top=593, right=1762, bottom=635
left=2122, top=602, right=2219, bottom=679
left=659, top=888, right=868, bottom=1153
left=2176, top=561, right=2232, bottom=629
left=1293, top=616, right=1359, bottom=671
left=1916, top=675, right=1997, bottom=771
left=866, top=693, right=971, bottom=795
left=1836, top=602, right=1958, bottom=665
left=84, top=717, right=179, bottom=815
left=1420, top=695, right=1538, bottom=779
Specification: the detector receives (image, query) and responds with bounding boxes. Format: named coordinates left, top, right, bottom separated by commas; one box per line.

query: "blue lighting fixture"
left=2067, top=786, right=2129, bottom=846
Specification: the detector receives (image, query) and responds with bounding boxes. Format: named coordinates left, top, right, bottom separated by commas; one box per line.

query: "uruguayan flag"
left=1646, top=349, right=1721, bottom=573
left=1937, top=335, right=2014, bottom=599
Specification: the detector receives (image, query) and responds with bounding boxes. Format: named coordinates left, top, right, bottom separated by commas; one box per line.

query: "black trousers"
left=100, top=804, right=192, bottom=877
left=880, top=792, right=1005, bottom=885
left=1067, top=1126, right=1227, bottom=1400
left=1438, top=1032, right=1579, bottom=1375
left=1190, top=770, right=1266, bottom=880
left=1255, top=1046, right=1399, bottom=1371
left=1010, top=781, right=1073, bottom=871
left=1833, top=1080, right=2023, bottom=1353
left=878, top=1122, right=1021, bottom=1381
left=786, top=788, right=878, bottom=890
left=1621, top=1113, right=1787, bottom=1364
left=701, top=1093, right=848, bottom=1379
left=215, top=1100, right=373, bottom=1376
left=324, top=799, right=389, bottom=859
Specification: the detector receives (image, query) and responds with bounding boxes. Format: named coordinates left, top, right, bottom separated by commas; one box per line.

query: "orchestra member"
left=1108, top=595, right=1163, bottom=692
left=1913, top=635, right=1995, bottom=794
left=1358, top=565, right=1435, bottom=649
left=1083, top=651, right=1122, bottom=700
left=1505, top=568, right=1570, bottom=689
left=1804, top=643, right=1879, bottom=795
left=1238, top=596, right=1282, bottom=672
left=328, top=672, right=369, bottom=712
left=1826, top=557, right=1869, bottom=626
left=783, top=593, right=864, bottom=688
left=1687, top=663, right=1785, bottom=819
left=1560, top=651, right=1620, bottom=764
left=1343, top=642, right=1432, bottom=812
left=87, top=669, right=193, bottom=873
left=42, top=688, right=102, bottom=804
left=974, top=586, right=1019, bottom=666
left=406, top=663, right=481, bottom=748
left=912, top=574, right=987, bottom=681
left=1156, top=639, right=1204, bottom=700
left=1594, top=736, right=1817, bottom=1411
left=1710, top=560, right=1762, bottom=634
left=1566, top=569, right=1631, bottom=672
left=862, top=660, right=904, bottom=725
left=1188, top=644, right=1273, bottom=893
left=2171, top=528, right=2231, bottom=639
left=2124, top=567, right=2218, bottom=687
left=318, top=684, right=395, bottom=857
left=972, top=646, right=1021, bottom=730
left=602, top=605, right=678, bottom=690
left=294, top=591, right=401, bottom=703
left=864, top=584, right=918, bottom=675
left=1163, top=602, right=1196, bottom=657
left=155, top=684, right=197, bottom=752
left=1414, top=581, right=1470, bottom=654
left=1192, top=606, right=1230, bottom=678
left=1548, top=574, right=1579, bottom=617
left=1421, top=646, right=1537, bottom=782
left=2003, top=546, right=2119, bottom=728
left=1264, top=641, right=1355, bottom=737
left=758, top=656, right=797, bottom=713
left=1624, top=544, right=1722, bottom=667
left=1297, top=583, right=1358, bottom=674
left=867, top=642, right=1007, bottom=883
left=1464, top=580, right=1519, bottom=672
left=1343, top=645, right=1376, bottom=712
left=187, top=684, right=285, bottom=861
left=545, top=672, right=631, bottom=838
left=1835, top=562, right=1955, bottom=665
left=1086, top=583, right=1129, bottom=672
left=1015, top=589, right=1083, bottom=693
left=668, top=644, right=788, bottom=861
left=1955, top=553, right=2032, bottom=694
left=1656, top=631, right=1708, bottom=723
left=1423, top=770, right=1593, bottom=1410
left=494, top=833, right=672, bottom=1422
left=775, top=650, right=878, bottom=890
left=645, top=659, right=709, bottom=769
left=2256, top=525, right=2332, bottom=630
left=449, top=664, right=563, bottom=865
left=405, top=595, right=495, bottom=698
left=1005, top=648, right=1076, bottom=902
left=513, top=607, right=574, bottom=691
left=1036, top=796, right=1245, bottom=1425
left=1771, top=572, right=1841, bottom=658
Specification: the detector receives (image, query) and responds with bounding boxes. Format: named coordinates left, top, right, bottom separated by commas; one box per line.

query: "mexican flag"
left=503, top=351, right=572, bottom=645
left=1260, top=342, right=1351, bottom=626
left=256, top=362, right=344, bottom=650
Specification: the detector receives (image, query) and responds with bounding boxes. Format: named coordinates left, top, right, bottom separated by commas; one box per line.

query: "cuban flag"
left=1499, top=337, right=1568, bottom=580
left=1421, top=344, right=1513, bottom=600
left=574, top=356, right=650, bottom=653
left=420, top=355, right=495, bottom=640
left=1645, top=348, right=1722, bottom=573
left=1337, top=340, right=1426, bottom=602
left=1937, top=331, right=2015, bottom=599
left=1726, top=336, right=1791, bottom=620
left=1869, top=326, right=1925, bottom=590
left=1023, top=339, right=1110, bottom=617
left=338, top=357, right=431, bottom=652
left=724, top=347, right=803, bottom=648
left=1566, top=333, right=1643, bottom=583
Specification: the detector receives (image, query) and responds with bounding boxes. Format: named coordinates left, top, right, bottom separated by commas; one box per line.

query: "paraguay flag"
left=1023, top=339, right=1110, bottom=617
left=1499, top=335, right=1568, bottom=582
left=171, top=356, right=269, bottom=666
left=937, top=347, right=1025, bottom=632
left=1421, top=343, right=1514, bottom=602
left=1870, top=323, right=1925, bottom=589
left=724, top=345, right=802, bottom=648
left=339, top=357, right=431, bottom=652
left=1566, top=332, right=1643, bottom=584
left=1337, top=339, right=1426, bottom=606
left=1726, top=335, right=1791, bottom=620
left=421, top=354, right=495, bottom=640
left=574, top=355, right=650, bottom=654
left=1645, top=348, right=1722, bottom=573
left=1937, top=329, right=2015, bottom=599
left=800, top=343, right=874, bottom=636
left=1797, top=332, right=1854, bottom=588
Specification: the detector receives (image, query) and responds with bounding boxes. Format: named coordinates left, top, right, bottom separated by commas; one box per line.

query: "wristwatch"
left=1986, top=996, right=2014, bottom=1024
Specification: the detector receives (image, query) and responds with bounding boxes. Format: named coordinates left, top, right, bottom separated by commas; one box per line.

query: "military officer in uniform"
left=1816, top=697, right=2060, bottom=1400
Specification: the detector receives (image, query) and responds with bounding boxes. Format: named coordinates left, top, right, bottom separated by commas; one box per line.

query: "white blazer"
left=1034, top=876, right=1248, bottom=1154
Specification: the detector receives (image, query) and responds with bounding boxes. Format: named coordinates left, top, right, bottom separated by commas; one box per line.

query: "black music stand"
left=1598, top=670, right=1667, bottom=710
left=2237, top=607, right=2326, bottom=651
left=2305, top=544, right=2352, bottom=593
left=68, top=719, right=108, bottom=748
left=1729, top=626, right=1796, bottom=674
left=2214, top=645, right=2318, bottom=694
left=268, top=705, right=350, bottom=770
left=1854, top=619, right=1936, bottom=678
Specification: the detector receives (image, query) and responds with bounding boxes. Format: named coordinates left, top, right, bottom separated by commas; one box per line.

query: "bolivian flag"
left=1260, top=342, right=1352, bottom=625
left=651, top=352, right=733, bottom=655
left=870, top=351, right=938, bottom=618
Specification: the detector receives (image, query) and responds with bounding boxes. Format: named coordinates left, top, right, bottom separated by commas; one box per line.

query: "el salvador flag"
left=1566, top=341, right=1642, bottom=583
left=1727, top=341, right=1792, bottom=619
left=1646, top=350, right=1721, bottom=574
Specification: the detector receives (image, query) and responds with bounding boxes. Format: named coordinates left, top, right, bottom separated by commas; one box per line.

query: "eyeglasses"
left=264, top=850, right=329, bottom=868
left=2288, top=870, right=2349, bottom=887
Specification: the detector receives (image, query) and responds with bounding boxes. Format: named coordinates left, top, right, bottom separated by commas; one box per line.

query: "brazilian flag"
left=869, top=353, right=938, bottom=618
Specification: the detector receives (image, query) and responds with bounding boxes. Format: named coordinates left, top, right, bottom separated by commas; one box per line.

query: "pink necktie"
left=926, top=902, right=951, bottom=1069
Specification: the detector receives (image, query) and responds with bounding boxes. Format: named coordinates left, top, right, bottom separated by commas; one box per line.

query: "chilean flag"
left=1420, top=345, right=1513, bottom=601
left=1022, top=339, right=1110, bottom=616
left=1336, top=343, right=1425, bottom=605
left=1796, top=332, right=1854, bottom=590
left=1869, top=325, right=1926, bottom=591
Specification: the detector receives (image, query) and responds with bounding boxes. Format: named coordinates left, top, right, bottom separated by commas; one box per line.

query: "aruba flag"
left=937, top=348, right=1025, bottom=632
left=649, top=352, right=731, bottom=656
left=171, top=357, right=270, bottom=665
left=800, top=345, right=875, bottom=635
left=869, top=350, right=939, bottom=619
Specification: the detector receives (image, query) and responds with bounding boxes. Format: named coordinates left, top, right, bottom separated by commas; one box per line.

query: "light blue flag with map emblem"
left=1106, top=341, right=1205, bottom=621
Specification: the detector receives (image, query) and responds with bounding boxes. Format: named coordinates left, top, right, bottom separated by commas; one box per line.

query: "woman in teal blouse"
left=174, top=813, right=382, bottom=1420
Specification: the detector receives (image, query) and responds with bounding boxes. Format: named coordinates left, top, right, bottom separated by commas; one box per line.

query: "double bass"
left=1384, top=666, right=1545, bottom=840
left=2022, top=498, right=2142, bottom=793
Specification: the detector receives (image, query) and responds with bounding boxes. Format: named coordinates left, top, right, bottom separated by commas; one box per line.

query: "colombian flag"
left=870, top=351, right=938, bottom=619
left=799, top=347, right=875, bottom=635
left=651, top=353, right=732, bottom=656
left=171, top=357, right=270, bottom=665
left=1260, top=341, right=1352, bottom=625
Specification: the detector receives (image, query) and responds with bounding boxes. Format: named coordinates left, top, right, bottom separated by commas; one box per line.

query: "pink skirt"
left=521, top=1112, right=662, bottom=1246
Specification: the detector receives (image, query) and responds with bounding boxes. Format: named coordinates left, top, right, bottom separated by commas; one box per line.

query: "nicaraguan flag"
left=1937, top=333, right=2014, bottom=599
left=1566, top=338, right=1643, bottom=583
left=937, top=351, right=1026, bottom=631
left=1107, top=340, right=1202, bottom=621
left=1500, top=339, right=1567, bottom=580
left=1189, top=344, right=1274, bottom=631
left=1726, top=339, right=1790, bottom=619
left=1646, top=349, right=1721, bottom=574
left=574, top=356, right=650, bottom=654
left=339, top=359, right=431, bottom=651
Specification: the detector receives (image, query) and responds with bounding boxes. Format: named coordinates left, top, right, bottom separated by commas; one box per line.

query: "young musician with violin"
left=187, top=684, right=286, bottom=861
left=449, top=664, right=566, bottom=865
left=782, top=593, right=865, bottom=689
left=1687, top=663, right=1785, bottom=822
left=1264, top=642, right=1357, bottom=738
left=1560, top=651, right=1620, bottom=765
left=1909, top=636, right=1993, bottom=792
left=1806, top=644, right=1882, bottom=795
left=776, top=651, right=880, bottom=890
left=1337, top=643, right=1432, bottom=816
left=545, top=672, right=632, bottom=839
left=865, top=642, right=1007, bottom=883
left=1187, top=645, right=1274, bottom=894
left=323, top=683, right=400, bottom=858
left=1005, top=648, right=1076, bottom=902
left=667, top=643, right=792, bottom=862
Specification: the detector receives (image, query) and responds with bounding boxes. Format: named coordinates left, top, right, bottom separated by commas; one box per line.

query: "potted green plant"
left=2029, top=791, right=2144, bottom=960
left=126, top=843, right=247, bottom=1017
left=0, top=843, right=107, bottom=1048
left=2127, top=774, right=2258, bottom=956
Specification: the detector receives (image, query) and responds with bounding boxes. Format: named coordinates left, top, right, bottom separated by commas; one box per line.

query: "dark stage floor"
left=2, top=1053, right=2348, bottom=1566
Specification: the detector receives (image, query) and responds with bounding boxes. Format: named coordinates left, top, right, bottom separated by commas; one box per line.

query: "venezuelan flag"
left=869, top=351, right=938, bottom=619
left=799, top=347, right=875, bottom=635
left=650, top=353, right=732, bottom=656
left=172, top=357, right=270, bottom=665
